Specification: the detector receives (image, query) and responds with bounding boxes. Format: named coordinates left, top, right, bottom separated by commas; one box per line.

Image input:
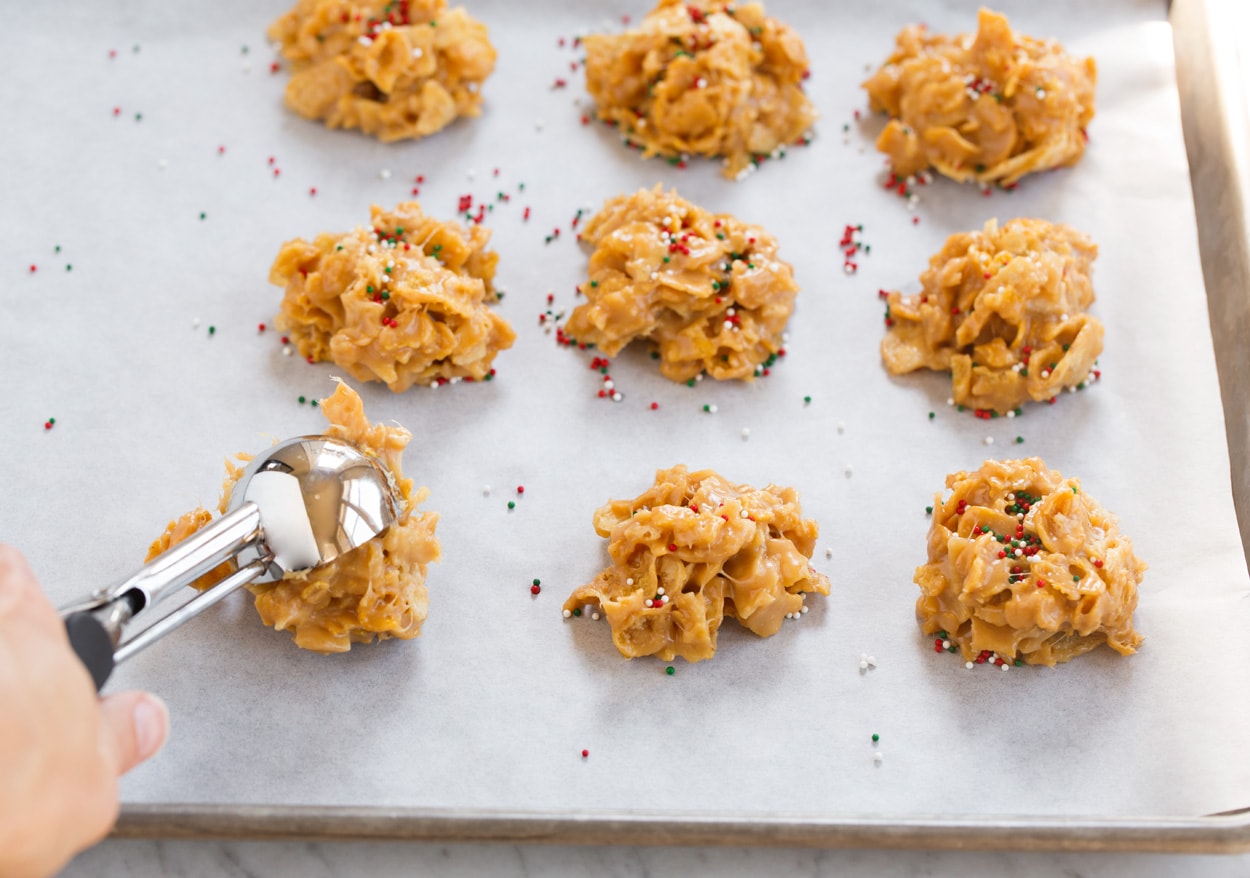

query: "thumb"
left=98, top=691, right=170, bottom=775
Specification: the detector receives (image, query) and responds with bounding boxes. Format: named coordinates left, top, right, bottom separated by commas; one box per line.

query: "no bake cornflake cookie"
left=561, top=186, right=799, bottom=382
left=269, top=0, right=496, bottom=141
left=565, top=465, right=830, bottom=662
left=271, top=202, right=515, bottom=392
left=881, top=217, right=1102, bottom=414
left=918, top=458, right=1144, bottom=667
left=863, top=8, right=1095, bottom=185
left=146, top=382, right=440, bottom=654
left=584, top=0, right=817, bottom=179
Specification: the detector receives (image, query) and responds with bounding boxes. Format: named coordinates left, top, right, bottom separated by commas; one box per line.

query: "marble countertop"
left=62, top=840, right=1250, bottom=877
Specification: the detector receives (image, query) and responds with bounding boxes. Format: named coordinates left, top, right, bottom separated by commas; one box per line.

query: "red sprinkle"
left=581, top=749, right=589, bottom=758
left=29, top=265, right=37, bottom=274
left=530, top=583, right=541, bottom=595
left=516, top=486, right=525, bottom=495
left=269, top=61, right=280, bottom=74
left=309, top=187, right=317, bottom=196
left=258, top=323, right=266, bottom=332
left=650, top=402, right=659, bottom=410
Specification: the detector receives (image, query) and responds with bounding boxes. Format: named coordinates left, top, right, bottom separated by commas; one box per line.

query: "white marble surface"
left=60, top=840, right=1250, bottom=877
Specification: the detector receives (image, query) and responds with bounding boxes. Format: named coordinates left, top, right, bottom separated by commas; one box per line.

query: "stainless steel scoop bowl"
left=60, top=435, right=400, bottom=690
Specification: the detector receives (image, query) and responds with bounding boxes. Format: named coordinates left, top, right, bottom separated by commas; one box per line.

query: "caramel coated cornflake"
left=271, top=202, right=515, bottom=392
left=269, top=0, right=496, bottom=141
left=918, top=458, right=1144, bottom=667
left=881, top=218, right=1102, bottom=414
left=562, top=186, right=798, bottom=383
left=584, top=0, right=817, bottom=180
left=863, top=8, right=1095, bottom=185
left=565, top=465, right=829, bottom=663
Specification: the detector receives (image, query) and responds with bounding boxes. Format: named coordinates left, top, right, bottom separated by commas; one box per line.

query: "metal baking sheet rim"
left=110, top=0, right=1250, bottom=853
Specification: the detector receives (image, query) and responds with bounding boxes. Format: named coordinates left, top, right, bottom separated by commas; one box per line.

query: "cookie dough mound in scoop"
left=564, top=465, right=830, bottom=663
left=584, top=0, right=817, bottom=180
left=271, top=201, right=515, bottom=392
left=146, top=381, right=440, bottom=654
left=880, top=217, right=1102, bottom=414
left=268, top=0, right=496, bottom=141
left=917, top=458, right=1145, bottom=667
left=561, top=186, right=799, bottom=382
left=863, top=8, right=1095, bottom=185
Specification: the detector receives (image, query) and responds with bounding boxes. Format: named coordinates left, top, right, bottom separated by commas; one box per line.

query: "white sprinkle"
left=942, top=640, right=951, bottom=650
left=282, top=346, right=292, bottom=356
left=411, top=47, right=423, bottom=58
left=859, top=659, right=868, bottom=671
left=825, top=548, right=833, bottom=559
left=1040, top=370, right=1051, bottom=379
left=645, top=599, right=653, bottom=608
left=482, top=485, right=491, bottom=496
left=357, top=35, right=372, bottom=47
left=241, top=59, right=251, bottom=72
left=1001, top=663, right=1010, bottom=672
left=626, top=577, right=634, bottom=586
left=801, top=605, right=808, bottom=614
left=534, top=118, right=544, bottom=132
left=695, top=374, right=704, bottom=382
left=1006, top=410, right=1016, bottom=418
left=836, top=421, right=845, bottom=434
left=612, top=392, right=623, bottom=402
left=192, top=318, right=201, bottom=329
left=867, top=655, right=876, bottom=667
left=984, top=436, right=995, bottom=445
left=562, top=609, right=572, bottom=619
left=873, top=751, right=884, bottom=765
left=739, top=508, right=750, bottom=518
left=707, top=404, right=718, bottom=414
left=966, top=661, right=975, bottom=669
left=379, top=168, right=391, bottom=180
left=158, top=158, right=168, bottom=170
left=466, top=168, right=476, bottom=181
left=844, top=465, right=853, bottom=478
left=656, top=587, right=665, bottom=595
left=947, top=397, right=955, bottom=406
left=741, top=427, right=750, bottom=440
left=591, top=612, right=600, bottom=621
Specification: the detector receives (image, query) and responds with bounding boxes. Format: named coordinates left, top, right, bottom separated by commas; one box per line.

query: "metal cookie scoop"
left=59, top=435, right=400, bottom=691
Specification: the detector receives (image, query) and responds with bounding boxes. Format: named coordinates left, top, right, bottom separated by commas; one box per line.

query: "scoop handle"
left=65, top=612, right=116, bottom=692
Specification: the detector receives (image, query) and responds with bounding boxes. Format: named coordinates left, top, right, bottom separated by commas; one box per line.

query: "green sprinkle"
left=430, top=19, right=437, bottom=26
left=925, top=506, right=933, bottom=515
left=1014, top=659, right=1023, bottom=667
left=533, top=578, right=541, bottom=586
left=310, top=399, right=318, bottom=407
left=381, top=292, right=390, bottom=300
left=702, top=404, right=711, bottom=412
left=298, top=396, right=306, bottom=404
left=49, top=418, right=55, bottom=425
left=665, top=666, right=675, bottom=676
left=928, top=411, right=935, bottom=420
left=803, top=395, right=812, bottom=405
left=367, top=285, right=374, bottom=293
left=336, top=245, right=344, bottom=251
left=572, top=607, right=582, bottom=617
left=662, top=256, right=670, bottom=263
left=54, top=245, right=61, bottom=253
left=199, top=212, right=207, bottom=221
left=507, top=500, right=516, bottom=510
left=871, top=734, right=879, bottom=743
left=395, top=227, right=404, bottom=234
left=686, top=378, right=695, bottom=387
left=134, top=113, right=142, bottom=122
left=65, top=264, right=72, bottom=272
left=208, top=325, right=215, bottom=335
left=1015, top=436, right=1024, bottom=444
left=384, top=266, right=392, bottom=273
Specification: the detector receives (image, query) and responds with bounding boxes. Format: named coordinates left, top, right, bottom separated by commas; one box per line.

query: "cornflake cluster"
left=268, top=0, right=496, bottom=141
left=863, top=8, right=1095, bottom=186
left=146, top=382, right=441, bottom=654
left=271, top=202, right=515, bottom=392
left=916, top=458, right=1145, bottom=667
left=564, top=465, right=830, bottom=663
left=561, top=186, right=799, bottom=383
left=880, top=217, right=1102, bottom=414
left=584, top=0, right=817, bottom=179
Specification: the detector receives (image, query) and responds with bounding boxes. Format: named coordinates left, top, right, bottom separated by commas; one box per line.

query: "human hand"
left=0, top=544, right=169, bottom=878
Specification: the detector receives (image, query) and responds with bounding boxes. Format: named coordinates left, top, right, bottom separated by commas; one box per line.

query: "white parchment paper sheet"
left=2, top=0, right=1247, bottom=820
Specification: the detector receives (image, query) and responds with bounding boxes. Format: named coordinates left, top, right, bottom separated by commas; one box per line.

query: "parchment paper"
left=2, top=0, right=1247, bottom=821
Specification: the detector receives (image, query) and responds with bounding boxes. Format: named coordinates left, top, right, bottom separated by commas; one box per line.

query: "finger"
left=0, top=543, right=39, bottom=618
left=97, top=691, right=170, bottom=776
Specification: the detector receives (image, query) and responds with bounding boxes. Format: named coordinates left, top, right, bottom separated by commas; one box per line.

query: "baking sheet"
left=2, top=0, right=1248, bottom=828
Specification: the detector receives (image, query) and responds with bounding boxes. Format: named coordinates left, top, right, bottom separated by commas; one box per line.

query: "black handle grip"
left=65, top=612, right=115, bottom=692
